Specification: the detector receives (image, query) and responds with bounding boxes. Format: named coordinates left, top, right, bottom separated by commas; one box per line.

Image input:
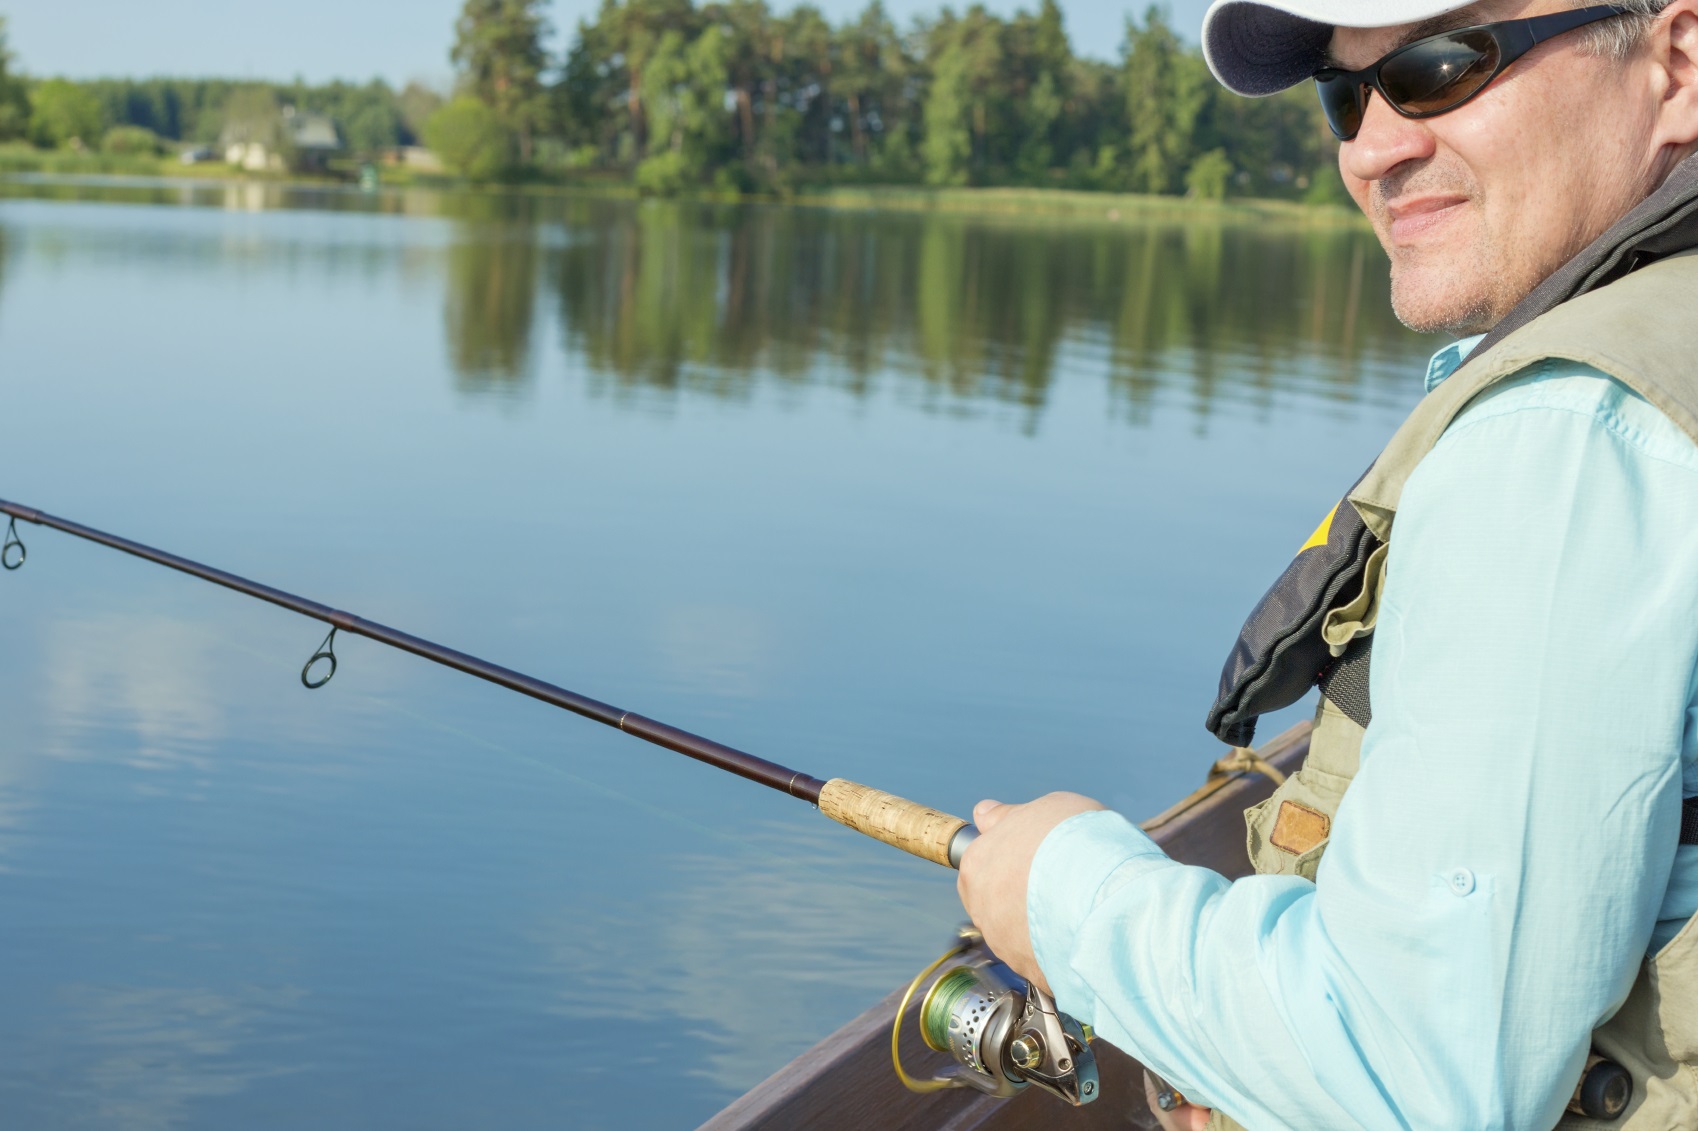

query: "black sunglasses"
left=1314, top=4, right=1629, bottom=141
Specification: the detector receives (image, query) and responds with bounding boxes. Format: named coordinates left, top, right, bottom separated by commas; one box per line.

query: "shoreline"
left=0, top=155, right=1364, bottom=228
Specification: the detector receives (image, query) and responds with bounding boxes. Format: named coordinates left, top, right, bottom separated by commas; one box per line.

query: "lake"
left=0, top=177, right=1429, bottom=1129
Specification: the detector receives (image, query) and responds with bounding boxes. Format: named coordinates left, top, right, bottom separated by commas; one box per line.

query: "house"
left=221, top=105, right=343, bottom=173
left=224, top=140, right=282, bottom=171
left=283, top=106, right=341, bottom=171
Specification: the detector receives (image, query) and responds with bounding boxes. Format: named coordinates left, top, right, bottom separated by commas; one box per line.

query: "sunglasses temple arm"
left=1528, top=4, right=1626, bottom=45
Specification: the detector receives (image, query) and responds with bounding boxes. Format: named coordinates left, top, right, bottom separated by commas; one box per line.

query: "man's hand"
left=955, top=792, right=1106, bottom=994
left=961, top=796, right=1214, bottom=1128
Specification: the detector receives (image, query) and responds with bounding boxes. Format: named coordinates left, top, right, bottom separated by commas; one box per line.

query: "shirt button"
left=1447, top=868, right=1476, bottom=897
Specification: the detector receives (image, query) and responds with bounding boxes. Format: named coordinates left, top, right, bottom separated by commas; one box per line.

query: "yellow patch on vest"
left=1297, top=503, right=1339, bottom=556
left=1270, top=801, right=1331, bottom=856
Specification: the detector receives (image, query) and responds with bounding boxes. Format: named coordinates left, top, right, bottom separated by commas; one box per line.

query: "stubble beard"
left=1387, top=251, right=1501, bottom=336
left=1371, top=161, right=1504, bottom=336
left=1374, top=157, right=1642, bottom=338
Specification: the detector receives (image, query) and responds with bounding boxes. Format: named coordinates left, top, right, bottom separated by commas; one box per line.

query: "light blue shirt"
left=1029, top=341, right=1698, bottom=1130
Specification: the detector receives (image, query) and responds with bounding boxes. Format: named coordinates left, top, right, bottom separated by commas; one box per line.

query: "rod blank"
left=0, top=498, right=828, bottom=804
left=1, top=499, right=988, bottom=868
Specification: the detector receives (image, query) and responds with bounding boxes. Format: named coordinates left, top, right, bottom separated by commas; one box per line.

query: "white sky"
left=3, top=0, right=1214, bottom=87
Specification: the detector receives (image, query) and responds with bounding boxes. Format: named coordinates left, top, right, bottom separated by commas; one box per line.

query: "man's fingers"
left=973, top=798, right=1007, bottom=829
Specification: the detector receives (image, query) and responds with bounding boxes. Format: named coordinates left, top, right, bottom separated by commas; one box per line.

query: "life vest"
left=1203, top=155, right=1698, bottom=1131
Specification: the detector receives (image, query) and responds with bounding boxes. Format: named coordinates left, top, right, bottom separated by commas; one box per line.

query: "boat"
left=700, top=719, right=1312, bottom=1131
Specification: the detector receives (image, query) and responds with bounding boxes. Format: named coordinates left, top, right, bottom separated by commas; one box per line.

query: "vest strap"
left=1317, top=636, right=1373, bottom=730
left=1683, top=797, right=1698, bottom=847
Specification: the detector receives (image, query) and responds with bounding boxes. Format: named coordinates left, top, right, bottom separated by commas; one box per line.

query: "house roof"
left=284, top=108, right=342, bottom=151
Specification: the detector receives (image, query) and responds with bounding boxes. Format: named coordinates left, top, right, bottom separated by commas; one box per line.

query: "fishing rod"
left=0, top=498, right=972, bottom=864
left=0, top=496, right=1099, bottom=1107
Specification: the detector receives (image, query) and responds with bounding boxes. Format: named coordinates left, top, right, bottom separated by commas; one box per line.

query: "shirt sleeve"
left=1029, top=367, right=1698, bottom=1131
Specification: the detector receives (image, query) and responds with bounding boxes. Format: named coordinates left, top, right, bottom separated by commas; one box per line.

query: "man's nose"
left=1340, top=87, right=1437, bottom=183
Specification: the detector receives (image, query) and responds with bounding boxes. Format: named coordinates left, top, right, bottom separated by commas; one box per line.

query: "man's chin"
left=1389, top=276, right=1496, bottom=336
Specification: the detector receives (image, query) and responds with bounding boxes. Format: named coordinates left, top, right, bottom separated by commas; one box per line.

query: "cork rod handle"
left=817, top=778, right=974, bottom=868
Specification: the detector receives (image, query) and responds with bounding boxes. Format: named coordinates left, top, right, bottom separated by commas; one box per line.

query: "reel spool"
left=894, top=926, right=1099, bottom=1106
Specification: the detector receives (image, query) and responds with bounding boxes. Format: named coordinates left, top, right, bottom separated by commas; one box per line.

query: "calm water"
left=0, top=178, right=1430, bottom=1129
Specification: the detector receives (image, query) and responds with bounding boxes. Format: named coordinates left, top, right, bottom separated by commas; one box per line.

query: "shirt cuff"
left=1027, top=809, right=1173, bottom=1023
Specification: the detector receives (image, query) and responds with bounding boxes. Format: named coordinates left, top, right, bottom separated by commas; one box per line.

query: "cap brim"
left=1202, top=0, right=1474, bottom=96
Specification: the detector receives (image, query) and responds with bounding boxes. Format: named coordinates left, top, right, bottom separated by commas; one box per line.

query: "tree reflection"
left=0, top=179, right=1428, bottom=421
left=544, top=200, right=1428, bottom=423
left=443, top=221, right=538, bottom=391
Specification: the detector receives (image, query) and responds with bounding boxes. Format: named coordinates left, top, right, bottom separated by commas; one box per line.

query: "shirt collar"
left=1424, top=334, right=1486, bottom=393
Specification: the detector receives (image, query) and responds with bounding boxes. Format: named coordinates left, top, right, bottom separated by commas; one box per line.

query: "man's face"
left=1334, top=0, right=1666, bottom=334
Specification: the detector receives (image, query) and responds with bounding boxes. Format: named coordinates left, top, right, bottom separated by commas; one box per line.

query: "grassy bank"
left=0, top=143, right=245, bottom=181
left=0, top=143, right=1363, bottom=227
left=786, top=184, right=1362, bottom=225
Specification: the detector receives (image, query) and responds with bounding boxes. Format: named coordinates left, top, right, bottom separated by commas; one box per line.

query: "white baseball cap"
left=1202, top=0, right=1476, bottom=94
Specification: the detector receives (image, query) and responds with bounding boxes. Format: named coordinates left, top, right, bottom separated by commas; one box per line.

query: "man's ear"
left=1651, top=0, right=1698, bottom=153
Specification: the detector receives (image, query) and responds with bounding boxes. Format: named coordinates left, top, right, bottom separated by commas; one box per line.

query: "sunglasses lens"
left=1379, top=29, right=1501, bottom=115
left=1314, top=72, right=1363, bottom=140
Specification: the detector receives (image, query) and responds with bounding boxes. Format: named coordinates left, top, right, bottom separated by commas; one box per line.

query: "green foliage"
left=921, top=42, right=971, bottom=186
left=635, top=148, right=691, bottom=194
left=835, top=2, right=908, bottom=168
left=546, top=0, right=1332, bottom=200
left=74, top=78, right=238, bottom=144
left=341, top=97, right=401, bottom=154
left=921, top=9, right=1002, bottom=186
left=0, top=18, right=29, bottom=142
left=1199, top=82, right=1330, bottom=198
left=399, top=82, right=444, bottom=142
left=1125, top=8, right=1208, bottom=194
left=221, top=85, right=282, bottom=146
left=0, top=0, right=1342, bottom=202
left=29, top=78, right=104, bottom=148
left=453, top=0, right=551, bottom=159
left=101, top=124, right=161, bottom=155
left=426, top=95, right=514, bottom=178
left=638, top=21, right=732, bottom=186
left=1184, top=147, right=1230, bottom=200
left=1303, top=161, right=1351, bottom=206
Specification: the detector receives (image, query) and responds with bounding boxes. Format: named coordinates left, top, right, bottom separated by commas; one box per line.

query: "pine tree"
left=452, top=0, right=552, bottom=161
left=1124, top=6, right=1209, bottom=195
left=0, top=18, right=29, bottom=142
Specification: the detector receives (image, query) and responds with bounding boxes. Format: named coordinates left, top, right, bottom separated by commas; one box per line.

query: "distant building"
left=284, top=106, right=341, bottom=171
left=221, top=106, right=343, bottom=174
left=224, top=141, right=281, bottom=171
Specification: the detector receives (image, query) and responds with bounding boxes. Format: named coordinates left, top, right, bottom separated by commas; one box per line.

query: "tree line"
left=0, top=5, right=1344, bottom=202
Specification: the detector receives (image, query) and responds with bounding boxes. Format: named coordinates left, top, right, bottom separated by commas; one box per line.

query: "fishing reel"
left=894, top=925, right=1099, bottom=1106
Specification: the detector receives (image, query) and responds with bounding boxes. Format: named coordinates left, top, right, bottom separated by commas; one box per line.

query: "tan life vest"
left=1209, top=252, right=1698, bottom=1131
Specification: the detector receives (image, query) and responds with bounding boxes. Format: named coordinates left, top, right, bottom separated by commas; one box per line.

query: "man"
left=957, top=0, right=1698, bottom=1128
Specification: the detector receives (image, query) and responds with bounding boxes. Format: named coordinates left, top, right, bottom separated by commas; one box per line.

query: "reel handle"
left=818, top=778, right=977, bottom=868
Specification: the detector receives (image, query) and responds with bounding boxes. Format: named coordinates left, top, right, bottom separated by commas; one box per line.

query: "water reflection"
left=535, top=201, right=1421, bottom=421
left=445, top=225, right=538, bottom=390
left=43, top=615, right=228, bottom=773
left=0, top=176, right=1428, bottom=423
left=537, top=821, right=959, bottom=1094
left=47, top=983, right=304, bottom=1130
